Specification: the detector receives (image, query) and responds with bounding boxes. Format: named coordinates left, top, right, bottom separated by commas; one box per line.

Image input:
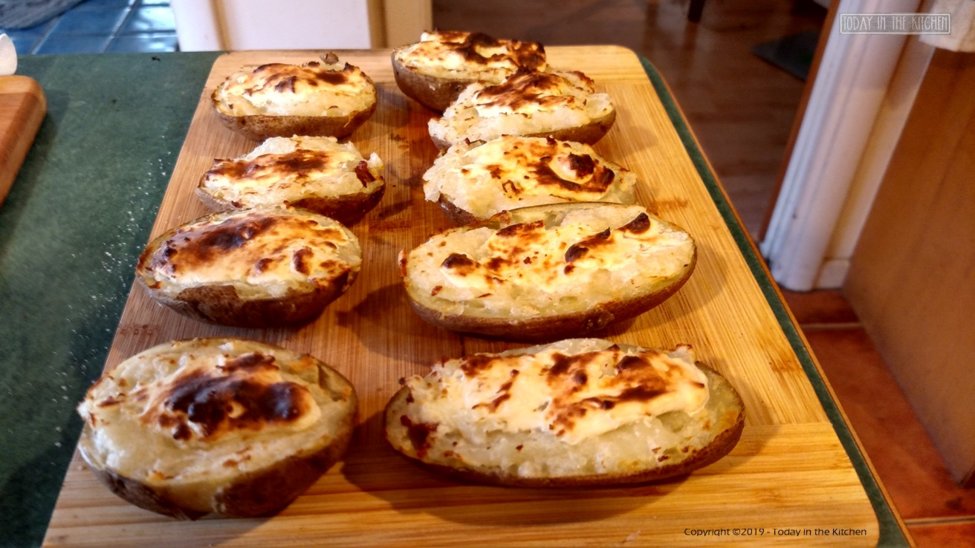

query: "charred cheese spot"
left=250, top=62, right=351, bottom=91
left=564, top=228, right=612, bottom=264
left=475, top=72, right=578, bottom=112
left=152, top=216, right=278, bottom=273
left=620, top=212, right=651, bottom=234
left=354, top=160, right=375, bottom=185
left=151, top=363, right=315, bottom=441
left=441, top=252, right=477, bottom=273
left=400, top=414, right=437, bottom=458
left=206, top=150, right=332, bottom=181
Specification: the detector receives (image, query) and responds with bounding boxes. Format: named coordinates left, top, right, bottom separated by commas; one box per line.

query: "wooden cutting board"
left=44, top=47, right=882, bottom=546
left=0, top=75, right=45, bottom=206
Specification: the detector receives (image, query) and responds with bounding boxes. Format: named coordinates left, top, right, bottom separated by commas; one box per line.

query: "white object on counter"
left=921, top=0, right=975, bottom=51
left=0, top=34, right=17, bottom=76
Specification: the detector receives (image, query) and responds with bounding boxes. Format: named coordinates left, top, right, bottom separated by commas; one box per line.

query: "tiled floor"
left=786, top=290, right=975, bottom=545
left=1, top=0, right=177, bottom=55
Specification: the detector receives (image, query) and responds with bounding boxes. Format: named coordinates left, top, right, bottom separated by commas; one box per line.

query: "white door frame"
left=761, top=0, right=926, bottom=290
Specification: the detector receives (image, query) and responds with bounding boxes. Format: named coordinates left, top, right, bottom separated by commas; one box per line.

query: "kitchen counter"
left=0, top=51, right=906, bottom=546
left=0, top=52, right=218, bottom=546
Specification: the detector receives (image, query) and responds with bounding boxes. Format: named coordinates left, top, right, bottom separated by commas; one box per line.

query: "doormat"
left=0, top=0, right=84, bottom=30
left=752, top=30, right=819, bottom=81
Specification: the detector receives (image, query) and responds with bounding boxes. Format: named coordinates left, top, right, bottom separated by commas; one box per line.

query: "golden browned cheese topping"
left=493, top=137, right=614, bottom=196
left=199, top=136, right=385, bottom=211
left=205, top=150, right=374, bottom=191
left=402, top=342, right=710, bottom=445
left=475, top=71, right=592, bottom=112
left=422, top=136, right=635, bottom=219
left=246, top=61, right=351, bottom=92
left=143, top=352, right=316, bottom=441
left=214, top=58, right=375, bottom=117
left=137, top=209, right=360, bottom=295
left=396, top=30, right=546, bottom=80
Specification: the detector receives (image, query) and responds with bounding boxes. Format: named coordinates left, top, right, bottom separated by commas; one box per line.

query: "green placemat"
left=0, top=51, right=219, bottom=548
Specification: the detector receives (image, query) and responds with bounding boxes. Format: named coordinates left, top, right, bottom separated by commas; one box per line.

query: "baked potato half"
left=391, top=30, right=546, bottom=112
left=136, top=207, right=361, bottom=327
left=428, top=70, right=615, bottom=149
left=385, top=338, right=744, bottom=487
left=77, top=338, right=357, bottom=519
left=212, top=54, right=376, bottom=140
left=423, top=136, right=637, bottom=223
left=197, top=136, right=385, bottom=225
left=400, top=202, right=695, bottom=341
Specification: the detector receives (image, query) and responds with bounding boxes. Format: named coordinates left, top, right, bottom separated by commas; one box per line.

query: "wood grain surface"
left=0, top=75, right=45, bottom=206
left=44, top=47, right=879, bottom=546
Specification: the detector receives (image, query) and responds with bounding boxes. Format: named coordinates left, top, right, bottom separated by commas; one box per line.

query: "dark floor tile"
left=782, top=289, right=860, bottom=325
left=34, top=33, right=111, bottom=54
left=81, top=0, right=136, bottom=7
left=120, top=5, right=175, bottom=33
left=4, top=25, right=51, bottom=55
left=908, top=521, right=975, bottom=547
left=49, top=6, right=128, bottom=35
left=106, top=31, right=177, bottom=52
left=805, top=328, right=975, bottom=521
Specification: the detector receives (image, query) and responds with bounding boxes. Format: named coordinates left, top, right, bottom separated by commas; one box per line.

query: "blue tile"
left=49, top=7, right=128, bottom=35
left=79, top=0, right=137, bottom=7
left=106, top=31, right=177, bottom=52
left=35, top=34, right=112, bottom=54
left=120, top=5, right=175, bottom=33
left=4, top=26, right=50, bottom=55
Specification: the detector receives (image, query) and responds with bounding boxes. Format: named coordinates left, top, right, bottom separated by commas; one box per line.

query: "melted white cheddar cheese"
left=137, top=208, right=361, bottom=299
left=428, top=70, right=614, bottom=146
left=423, top=136, right=636, bottom=219
left=200, top=136, right=383, bottom=208
left=212, top=58, right=375, bottom=117
left=405, top=204, right=694, bottom=317
left=395, top=30, right=546, bottom=82
left=403, top=340, right=709, bottom=445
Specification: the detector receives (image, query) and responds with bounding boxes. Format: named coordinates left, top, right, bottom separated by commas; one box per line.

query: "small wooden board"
left=44, top=47, right=880, bottom=546
left=0, top=75, right=45, bottom=206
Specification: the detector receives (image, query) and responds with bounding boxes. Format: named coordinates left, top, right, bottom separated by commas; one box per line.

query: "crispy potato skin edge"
left=383, top=363, right=744, bottom=488
left=391, top=50, right=475, bottom=112
left=429, top=109, right=617, bottom=150
left=138, top=272, right=355, bottom=328
left=195, top=184, right=386, bottom=226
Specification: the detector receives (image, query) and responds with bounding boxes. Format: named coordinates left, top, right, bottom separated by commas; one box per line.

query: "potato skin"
left=212, top=102, right=376, bottom=141
left=384, top=362, right=744, bottom=488
left=79, top=420, right=355, bottom=519
left=195, top=184, right=385, bottom=226
left=391, top=51, right=474, bottom=112
left=139, top=272, right=353, bottom=328
left=428, top=108, right=616, bottom=150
